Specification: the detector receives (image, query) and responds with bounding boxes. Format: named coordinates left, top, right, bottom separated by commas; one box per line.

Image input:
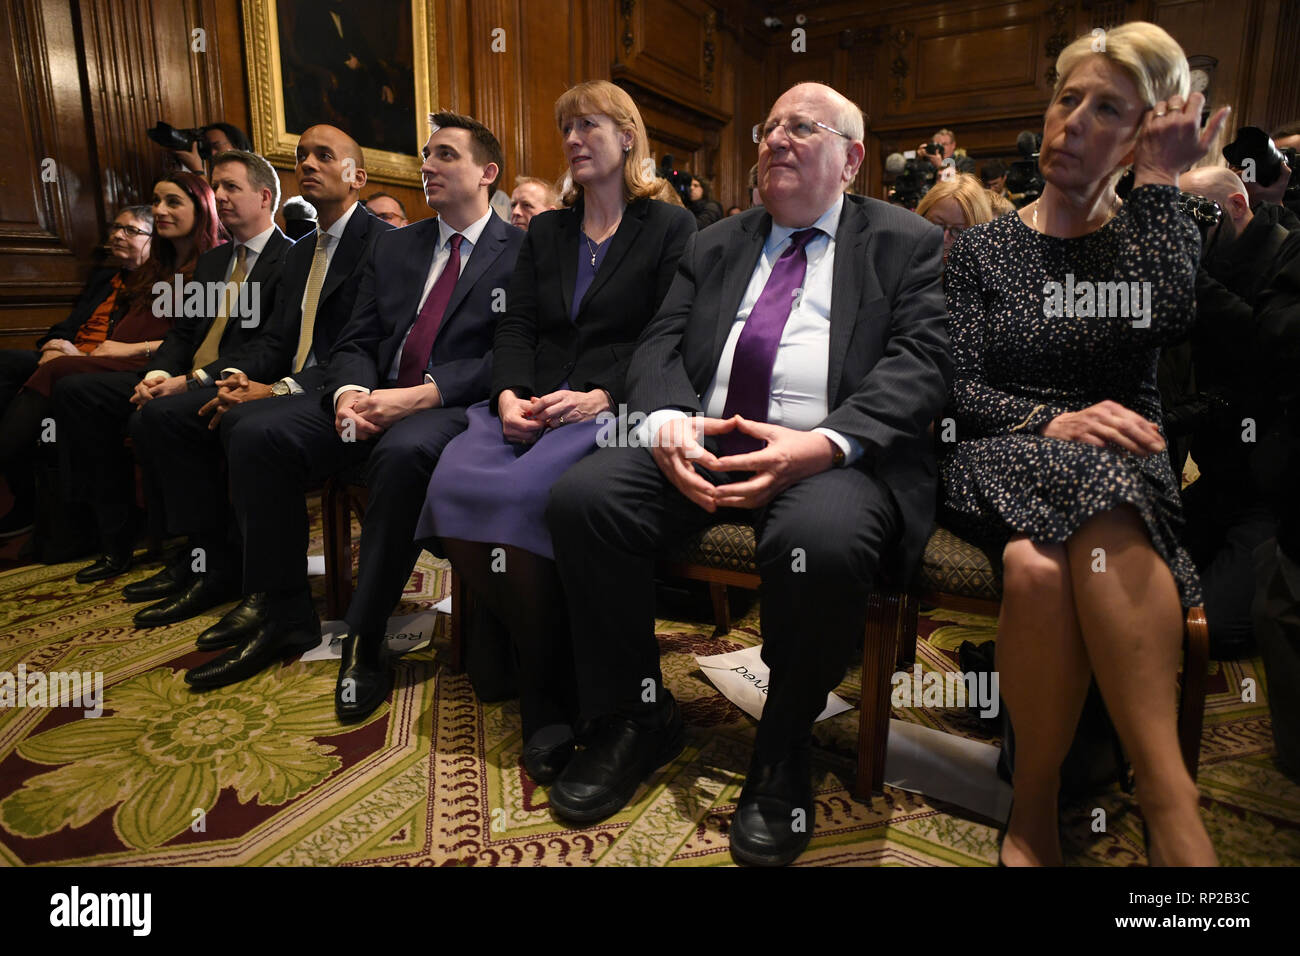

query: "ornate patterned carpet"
left=0, top=503, right=1296, bottom=866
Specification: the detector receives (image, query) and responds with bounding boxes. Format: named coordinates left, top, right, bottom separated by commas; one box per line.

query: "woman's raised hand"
left=1133, top=92, right=1230, bottom=187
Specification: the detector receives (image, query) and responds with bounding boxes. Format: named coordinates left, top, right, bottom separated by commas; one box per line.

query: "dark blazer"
left=313, top=211, right=523, bottom=404
left=38, top=266, right=122, bottom=347
left=491, top=196, right=696, bottom=410
left=626, top=193, right=953, bottom=577
left=217, top=204, right=392, bottom=384
left=152, top=226, right=293, bottom=379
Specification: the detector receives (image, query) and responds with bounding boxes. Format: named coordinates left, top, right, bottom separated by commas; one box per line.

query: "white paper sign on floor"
left=301, top=596, right=452, bottom=662
left=306, top=554, right=325, bottom=577
left=695, top=644, right=1011, bottom=823
left=695, top=644, right=850, bottom=722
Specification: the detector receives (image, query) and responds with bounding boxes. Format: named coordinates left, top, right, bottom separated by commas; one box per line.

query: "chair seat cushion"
left=919, top=526, right=1002, bottom=600
left=663, top=522, right=757, bottom=574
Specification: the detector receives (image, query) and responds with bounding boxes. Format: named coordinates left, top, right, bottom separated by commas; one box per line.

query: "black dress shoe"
left=549, top=693, right=684, bottom=823
left=185, top=615, right=321, bottom=690
left=196, top=593, right=270, bottom=651
left=123, top=560, right=193, bottom=603
left=133, top=573, right=237, bottom=628
left=523, top=725, right=575, bottom=785
left=335, top=631, right=392, bottom=722
left=729, top=748, right=814, bottom=867
left=75, top=552, right=133, bottom=584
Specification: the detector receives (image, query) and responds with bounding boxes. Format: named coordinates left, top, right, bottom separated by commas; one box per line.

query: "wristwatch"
left=830, top=443, right=846, bottom=468
left=271, top=379, right=293, bottom=397
left=185, top=376, right=203, bottom=392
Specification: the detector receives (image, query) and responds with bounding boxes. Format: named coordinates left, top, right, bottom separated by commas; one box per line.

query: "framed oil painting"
left=243, top=0, right=438, bottom=186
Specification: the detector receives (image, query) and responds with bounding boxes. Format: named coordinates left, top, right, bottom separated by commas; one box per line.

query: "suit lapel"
left=559, top=202, right=580, bottom=318
left=438, top=214, right=505, bottom=333
left=319, top=206, right=368, bottom=303
left=246, top=228, right=289, bottom=283
left=576, top=199, right=645, bottom=317
left=826, top=198, right=869, bottom=405
left=711, top=212, right=769, bottom=369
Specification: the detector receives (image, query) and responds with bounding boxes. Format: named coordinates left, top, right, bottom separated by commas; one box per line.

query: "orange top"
left=72, top=273, right=125, bottom=352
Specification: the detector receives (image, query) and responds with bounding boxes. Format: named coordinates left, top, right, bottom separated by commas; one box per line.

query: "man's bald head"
left=295, top=125, right=367, bottom=228
left=1181, top=165, right=1252, bottom=240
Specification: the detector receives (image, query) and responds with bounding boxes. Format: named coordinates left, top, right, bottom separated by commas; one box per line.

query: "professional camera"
left=1283, top=146, right=1300, bottom=203
left=147, top=121, right=215, bottom=159
left=1222, top=126, right=1290, bottom=188
left=884, top=151, right=936, bottom=209
left=657, top=155, right=692, bottom=204
left=920, top=142, right=944, bottom=158
left=1004, top=131, right=1044, bottom=207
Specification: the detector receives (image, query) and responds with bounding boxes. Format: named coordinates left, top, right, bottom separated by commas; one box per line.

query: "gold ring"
left=558, top=415, right=566, bottom=425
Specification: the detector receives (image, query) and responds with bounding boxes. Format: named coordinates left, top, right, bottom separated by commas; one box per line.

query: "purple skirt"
left=415, top=399, right=602, bottom=559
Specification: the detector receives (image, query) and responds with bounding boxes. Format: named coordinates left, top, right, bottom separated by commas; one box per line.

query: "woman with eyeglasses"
left=0, top=173, right=223, bottom=546
left=938, top=22, right=1228, bottom=866
left=915, top=174, right=996, bottom=266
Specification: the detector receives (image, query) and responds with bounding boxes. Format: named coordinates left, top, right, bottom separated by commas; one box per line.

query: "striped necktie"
left=293, top=232, right=331, bottom=373
left=192, top=244, right=247, bottom=372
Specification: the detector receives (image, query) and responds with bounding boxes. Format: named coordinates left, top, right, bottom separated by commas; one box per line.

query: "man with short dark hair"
left=124, top=125, right=391, bottom=628
left=53, top=150, right=293, bottom=582
left=184, top=112, right=524, bottom=713
left=546, top=83, right=951, bottom=866
left=365, top=191, right=409, bottom=227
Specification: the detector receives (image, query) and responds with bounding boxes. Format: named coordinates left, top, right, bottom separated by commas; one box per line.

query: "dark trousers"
left=50, top=370, right=142, bottom=546
left=547, top=445, right=900, bottom=760
left=0, top=349, right=42, bottom=504
left=1182, top=475, right=1278, bottom=649
left=225, top=393, right=467, bottom=634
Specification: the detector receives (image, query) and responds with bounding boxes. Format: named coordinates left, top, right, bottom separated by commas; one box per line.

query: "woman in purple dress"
left=416, top=80, right=695, bottom=783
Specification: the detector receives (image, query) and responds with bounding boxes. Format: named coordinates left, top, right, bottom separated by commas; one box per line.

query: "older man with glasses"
left=545, top=82, right=952, bottom=866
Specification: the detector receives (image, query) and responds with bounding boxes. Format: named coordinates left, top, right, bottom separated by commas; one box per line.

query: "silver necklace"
left=584, top=234, right=601, bottom=267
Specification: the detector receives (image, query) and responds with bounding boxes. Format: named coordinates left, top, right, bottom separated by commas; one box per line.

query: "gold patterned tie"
left=293, top=232, right=330, bottom=373
left=192, top=244, right=247, bottom=372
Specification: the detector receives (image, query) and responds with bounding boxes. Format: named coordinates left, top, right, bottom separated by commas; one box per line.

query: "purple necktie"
left=397, top=233, right=463, bottom=387
left=718, top=228, right=817, bottom=455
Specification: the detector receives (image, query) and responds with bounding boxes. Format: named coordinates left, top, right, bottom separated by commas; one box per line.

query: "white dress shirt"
left=333, top=207, right=493, bottom=407
left=641, top=194, right=862, bottom=464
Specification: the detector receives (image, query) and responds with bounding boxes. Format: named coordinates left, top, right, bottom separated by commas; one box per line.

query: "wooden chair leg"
left=856, top=591, right=903, bottom=800
left=448, top=567, right=472, bottom=673
left=898, top=592, right=919, bottom=667
left=1178, top=605, right=1209, bottom=781
left=709, top=582, right=730, bottom=636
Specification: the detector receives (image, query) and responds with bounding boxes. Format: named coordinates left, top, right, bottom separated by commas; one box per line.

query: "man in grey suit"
left=545, top=83, right=952, bottom=866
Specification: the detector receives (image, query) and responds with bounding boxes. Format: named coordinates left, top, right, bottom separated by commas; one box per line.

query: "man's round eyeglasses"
left=752, top=118, right=850, bottom=144
left=108, top=224, right=152, bottom=238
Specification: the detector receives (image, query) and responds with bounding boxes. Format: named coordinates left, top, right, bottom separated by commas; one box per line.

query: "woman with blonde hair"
left=916, top=173, right=995, bottom=264
left=938, top=21, right=1228, bottom=865
left=417, top=80, right=696, bottom=783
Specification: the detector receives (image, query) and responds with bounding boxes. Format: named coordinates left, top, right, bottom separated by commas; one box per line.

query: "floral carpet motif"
left=0, top=503, right=1296, bottom=866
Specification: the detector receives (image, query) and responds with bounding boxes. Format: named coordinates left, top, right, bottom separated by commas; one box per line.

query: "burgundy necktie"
left=718, top=227, right=817, bottom=455
left=397, top=233, right=463, bottom=387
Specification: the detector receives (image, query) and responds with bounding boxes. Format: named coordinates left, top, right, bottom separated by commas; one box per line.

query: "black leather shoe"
left=122, top=560, right=193, bottom=603
left=196, top=593, right=269, bottom=651
left=729, top=747, right=814, bottom=867
left=523, top=726, right=575, bottom=785
left=335, top=631, right=393, bottom=722
left=185, top=615, right=321, bottom=690
left=549, top=693, right=684, bottom=823
left=75, top=552, right=133, bottom=584
left=133, top=573, right=237, bottom=628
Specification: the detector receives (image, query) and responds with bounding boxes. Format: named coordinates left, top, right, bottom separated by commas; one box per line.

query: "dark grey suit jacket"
left=625, top=192, right=953, bottom=577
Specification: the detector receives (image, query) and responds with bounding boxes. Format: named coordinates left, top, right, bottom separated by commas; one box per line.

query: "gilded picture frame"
left=242, top=0, right=438, bottom=187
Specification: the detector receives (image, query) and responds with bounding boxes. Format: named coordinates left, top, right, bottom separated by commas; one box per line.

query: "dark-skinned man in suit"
left=54, top=150, right=292, bottom=583
left=184, top=112, right=525, bottom=715
left=124, top=126, right=391, bottom=629
left=546, top=83, right=953, bottom=866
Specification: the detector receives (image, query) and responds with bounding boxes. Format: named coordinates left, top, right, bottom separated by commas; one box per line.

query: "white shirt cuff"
left=812, top=427, right=862, bottom=466
left=637, top=408, right=690, bottom=448
left=280, top=377, right=304, bottom=395
left=332, top=384, right=370, bottom=408
left=144, top=369, right=170, bottom=382
left=192, top=368, right=212, bottom=386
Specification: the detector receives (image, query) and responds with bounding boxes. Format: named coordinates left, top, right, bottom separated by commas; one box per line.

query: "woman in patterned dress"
left=939, top=22, right=1227, bottom=866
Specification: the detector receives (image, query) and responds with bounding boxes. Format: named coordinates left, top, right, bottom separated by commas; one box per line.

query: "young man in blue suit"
left=125, top=125, right=392, bottom=627
left=186, top=113, right=525, bottom=719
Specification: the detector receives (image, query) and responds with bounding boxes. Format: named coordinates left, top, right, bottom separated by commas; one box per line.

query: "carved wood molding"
left=703, top=9, right=717, bottom=94
left=889, top=26, right=912, bottom=106
left=1045, top=0, right=1074, bottom=86
left=621, top=0, right=635, bottom=58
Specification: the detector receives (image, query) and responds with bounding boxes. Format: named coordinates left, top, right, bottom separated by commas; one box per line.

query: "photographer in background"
left=167, top=123, right=254, bottom=174
left=1174, top=165, right=1300, bottom=659
left=687, top=174, right=724, bottom=228
left=981, top=159, right=1008, bottom=196
left=918, top=128, right=976, bottom=174
left=1222, top=126, right=1297, bottom=229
